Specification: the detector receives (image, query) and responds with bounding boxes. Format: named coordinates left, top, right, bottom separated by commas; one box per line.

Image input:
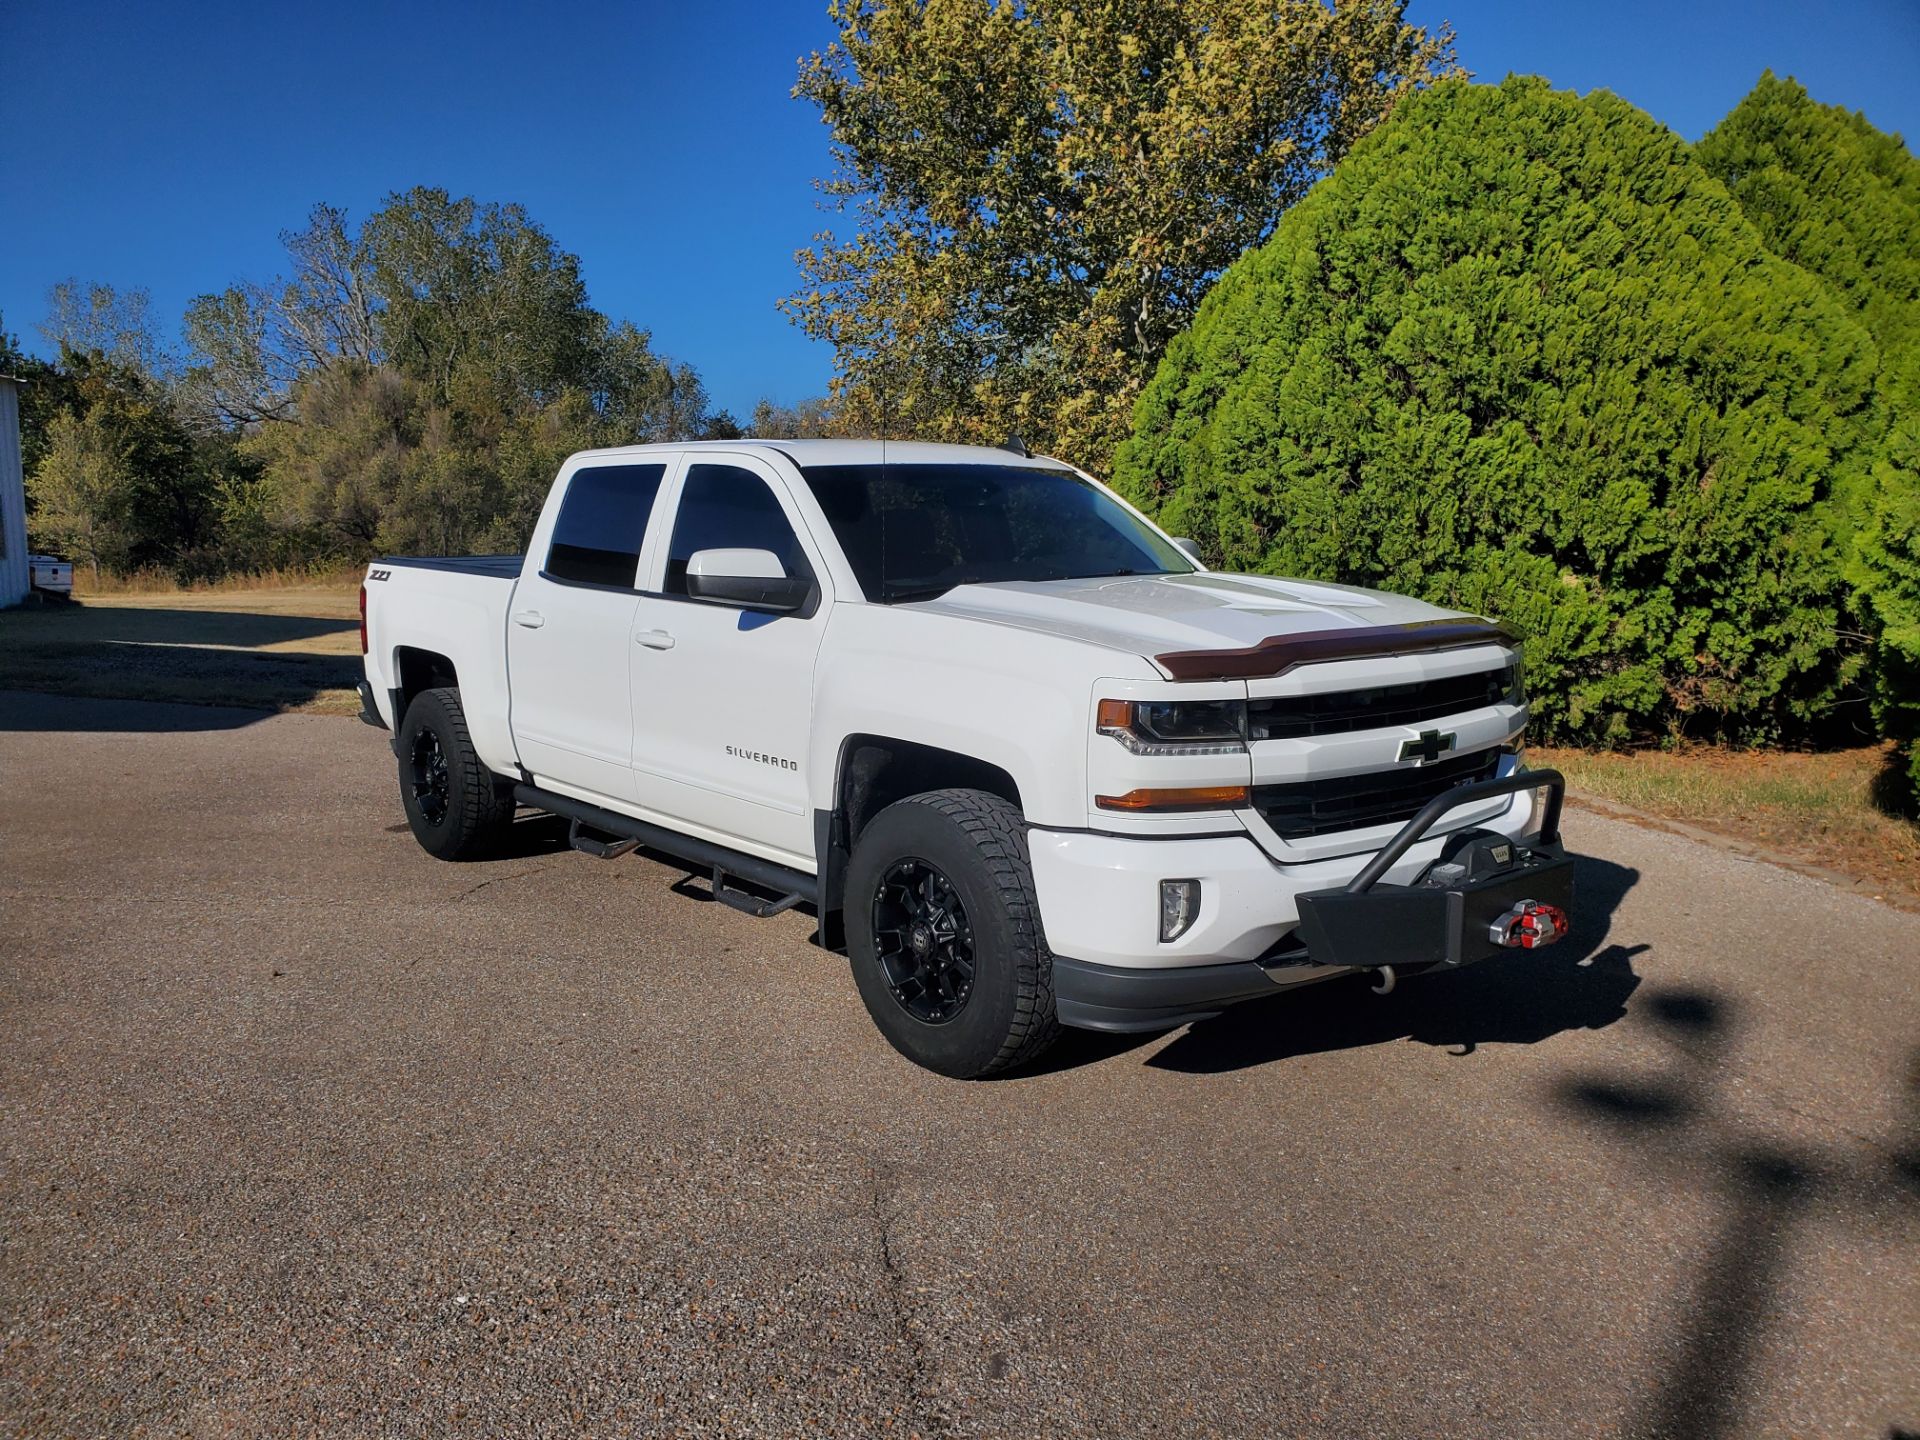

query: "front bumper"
left=1040, top=770, right=1572, bottom=1033
left=1053, top=953, right=1340, bottom=1032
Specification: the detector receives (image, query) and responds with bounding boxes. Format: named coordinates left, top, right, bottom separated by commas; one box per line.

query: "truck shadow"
left=1137, top=853, right=1643, bottom=1075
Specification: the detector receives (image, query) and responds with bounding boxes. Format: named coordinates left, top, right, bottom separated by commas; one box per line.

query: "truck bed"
left=361, top=555, right=524, bottom=749
left=378, top=554, right=525, bottom=579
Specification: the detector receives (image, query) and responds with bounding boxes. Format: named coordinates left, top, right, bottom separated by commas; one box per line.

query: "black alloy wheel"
left=409, top=726, right=451, bottom=828
left=395, top=686, right=515, bottom=860
left=871, top=858, right=976, bottom=1023
left=844, top=789, right=1060, bottom=1077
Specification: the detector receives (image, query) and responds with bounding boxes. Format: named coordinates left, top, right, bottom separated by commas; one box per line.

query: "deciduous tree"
left=785, top=0, right=1456, bottom=469
left=183, top=188, right=724, bottom=560
left=27, top=355, right=213, bottom=576
left=38, top=281, right=174, bottom=383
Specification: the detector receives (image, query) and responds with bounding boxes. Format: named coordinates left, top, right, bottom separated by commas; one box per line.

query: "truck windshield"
left=799, top=462, right=1193, bottom=603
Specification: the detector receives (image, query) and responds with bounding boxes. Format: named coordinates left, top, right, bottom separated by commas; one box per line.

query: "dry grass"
left=75, top=563, right=368, bottom=597
left=0, top=584, right=363, bottom=714
left=1537, top=743, right=1920, bottom=906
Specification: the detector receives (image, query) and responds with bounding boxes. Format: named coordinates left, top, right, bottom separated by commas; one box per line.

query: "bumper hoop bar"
left=1343, top=767, right=1565, bottom=896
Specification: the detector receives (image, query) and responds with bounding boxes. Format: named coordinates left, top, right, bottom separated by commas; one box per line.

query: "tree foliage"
left=239, top=362, right=612, bottom=557
left=1698, top=74, right=1920, bottom=791
left=1117, top=77, right=1879, bottom=746
left=15, top=191, right=720, bottom=581
left=178, top=188, right=717, bottom=562
left=38, top=281, right=176, bottom=383
left=25, top=353, right=220, bottom=578
left=785, top=0, right=1455, bottom=469
left=1, top=315, right=80, bottom=481
left=749, top=395, right=841, bottom=438
left=184, top=190, right=710, bottom=439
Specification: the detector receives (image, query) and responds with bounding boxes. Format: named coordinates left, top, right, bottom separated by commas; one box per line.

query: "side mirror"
left=1173, top=537, right=1205, bottom=565
left=685, top=548, right=814, bottom=614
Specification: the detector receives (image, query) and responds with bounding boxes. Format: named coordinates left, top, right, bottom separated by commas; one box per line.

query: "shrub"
left=1115, top=77, right=1878, bottom=745
left=1698, top=73, right=1920, bottom=793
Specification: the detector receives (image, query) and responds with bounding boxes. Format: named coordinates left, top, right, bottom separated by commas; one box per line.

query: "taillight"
left=358, top=583, right=369, bottom=655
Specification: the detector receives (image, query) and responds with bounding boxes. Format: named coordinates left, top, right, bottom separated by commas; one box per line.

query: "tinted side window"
left=545, top=463, right=667, bottom=587
left=664, top=464, right=813, bottom=595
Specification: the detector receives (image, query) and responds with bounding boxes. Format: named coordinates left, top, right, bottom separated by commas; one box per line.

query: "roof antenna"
left=877, top=349, right=889, bottom=468
left=1000, top=435, right=1029, bottom=457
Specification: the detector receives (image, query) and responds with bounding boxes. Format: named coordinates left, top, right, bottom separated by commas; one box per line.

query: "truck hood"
left=909, top=572, right=1468, bottom=670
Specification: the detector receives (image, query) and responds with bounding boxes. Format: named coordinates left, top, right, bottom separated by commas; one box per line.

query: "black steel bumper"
left=1052, top=770, right=1573, bottom=1034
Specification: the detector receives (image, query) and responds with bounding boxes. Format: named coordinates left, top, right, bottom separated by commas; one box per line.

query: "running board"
left=514, top=783, right=819, bottom=909
left=708, top=865, right=806, bottom=918
left=568, top=819, right=640, bottom=860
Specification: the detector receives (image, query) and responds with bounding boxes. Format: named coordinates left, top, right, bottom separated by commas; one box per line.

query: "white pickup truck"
left=359, top=439, right=1572, bottom=1077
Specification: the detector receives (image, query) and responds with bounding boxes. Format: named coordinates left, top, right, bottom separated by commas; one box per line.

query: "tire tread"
left=401, top=687, right=514, bottom=859
left=891, top=787, right=1061, bottom=1075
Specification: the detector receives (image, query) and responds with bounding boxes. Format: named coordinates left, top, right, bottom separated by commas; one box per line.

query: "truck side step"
left=708, top=864, right=805, bottom=918
left=568, top=819, right=640, bottom=860
left=517, top=783, right=820, bottom=909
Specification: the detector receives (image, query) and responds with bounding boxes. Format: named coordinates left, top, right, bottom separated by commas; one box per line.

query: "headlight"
left=1096, top=698, right=1247, bottom=755
left=1503, top=655, right=1526, bottom=708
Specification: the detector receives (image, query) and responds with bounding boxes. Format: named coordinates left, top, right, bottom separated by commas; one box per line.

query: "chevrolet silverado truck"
left=358, top=440, right=1572, bottom=1078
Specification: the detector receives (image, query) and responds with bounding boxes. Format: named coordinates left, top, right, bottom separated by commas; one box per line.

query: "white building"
left=0, top=376, right=27, bottom=608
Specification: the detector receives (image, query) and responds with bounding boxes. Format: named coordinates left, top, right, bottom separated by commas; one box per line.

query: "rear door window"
left=545, top=463, right=668, bottom=588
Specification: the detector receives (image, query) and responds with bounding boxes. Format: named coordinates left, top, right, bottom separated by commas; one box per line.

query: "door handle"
left=634, top=629, right=676, bottom=650
left=511, top=610, right=545, bottom=629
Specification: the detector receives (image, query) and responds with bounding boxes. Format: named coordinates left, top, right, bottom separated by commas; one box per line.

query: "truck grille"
left=1247, top=664, right=1514, bottom=741
left=1252, top=747, right=1503, bottom=840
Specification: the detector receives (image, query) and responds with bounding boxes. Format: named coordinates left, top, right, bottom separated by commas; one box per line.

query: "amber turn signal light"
left=1094, top=785, right=1250, bottom=812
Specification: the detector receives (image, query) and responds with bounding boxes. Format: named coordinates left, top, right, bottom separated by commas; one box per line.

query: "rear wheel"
left=846, top=789, right=1060, bottom=1078
left=397, top=687, right=514, bottom=860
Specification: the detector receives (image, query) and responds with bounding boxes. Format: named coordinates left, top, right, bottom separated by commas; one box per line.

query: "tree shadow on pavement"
left=0, top=689, right=273, bottom=733
left=0, top=601, right=360, bottom=723
left=1144, top=853, right=1643, bottom=1075
left=1551, top=994, right=1920, bottom=1439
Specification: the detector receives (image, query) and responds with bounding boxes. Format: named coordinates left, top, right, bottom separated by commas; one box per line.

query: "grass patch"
left=75, top=563, right=368, bottom=596
left=0, top=586, right=362, bottom=714
left=1537, top=744, right=1920, bottom=906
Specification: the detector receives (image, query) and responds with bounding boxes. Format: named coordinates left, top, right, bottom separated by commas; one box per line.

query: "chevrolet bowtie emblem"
left=1398, top=729, right=1456, bottom=765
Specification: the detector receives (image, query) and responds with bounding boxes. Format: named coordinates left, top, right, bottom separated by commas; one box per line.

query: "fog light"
left=1160, top=879, right=1201, bottom=943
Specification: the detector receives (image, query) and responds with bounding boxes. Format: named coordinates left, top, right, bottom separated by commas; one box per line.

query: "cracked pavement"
left=2, top=691, right=1917, bottom=1438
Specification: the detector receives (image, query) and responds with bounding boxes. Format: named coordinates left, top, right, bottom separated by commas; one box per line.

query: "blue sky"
left=3, top=0, right=1916, bottom=419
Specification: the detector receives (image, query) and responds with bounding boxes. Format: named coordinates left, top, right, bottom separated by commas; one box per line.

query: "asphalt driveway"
left=2, top=691, right=1915, bottom=1438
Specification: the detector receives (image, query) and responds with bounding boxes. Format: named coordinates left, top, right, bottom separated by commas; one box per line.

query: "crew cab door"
left=628, top=454, right=830, bottom=866
left=506, top=459, right=671, bottom=803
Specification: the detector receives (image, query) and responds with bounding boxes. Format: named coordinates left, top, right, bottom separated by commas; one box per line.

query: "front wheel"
left=397, top=686, right=515, bottom=860
left=845, top=789, right=1061, bottom=1078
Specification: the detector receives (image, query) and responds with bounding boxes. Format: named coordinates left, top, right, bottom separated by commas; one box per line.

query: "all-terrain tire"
left=846, top=788, right=1062, bottom=1078
left=397, top=686, right=515, bottom=861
